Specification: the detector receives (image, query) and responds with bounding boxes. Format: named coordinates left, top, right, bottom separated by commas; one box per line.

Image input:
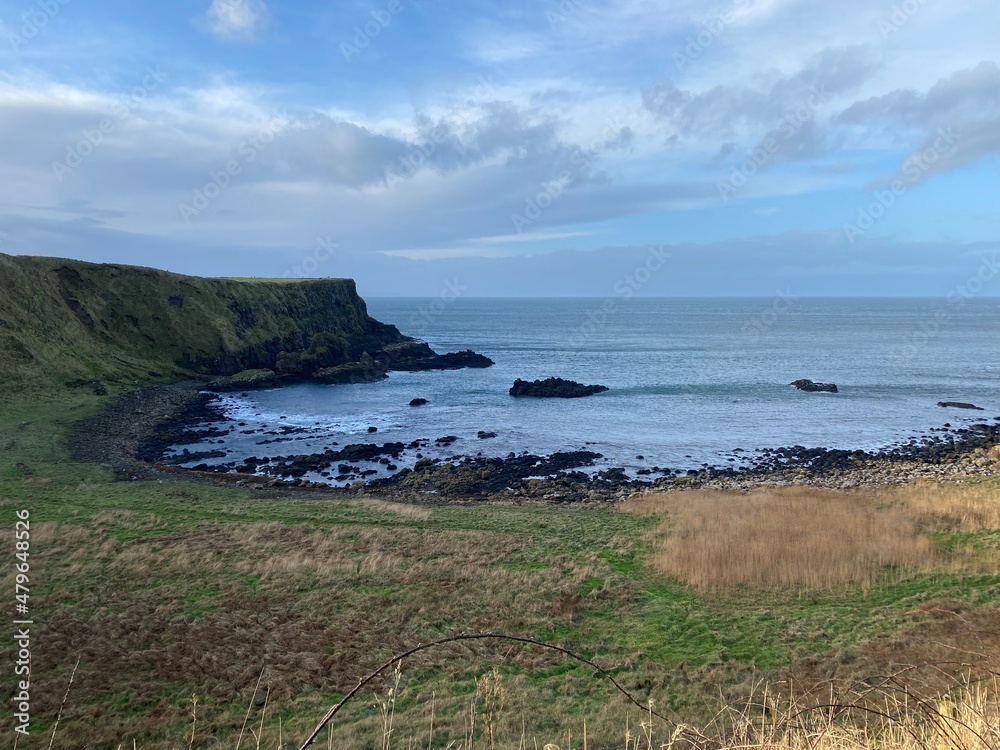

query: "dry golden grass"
left=353, top=497, right=434, bottom=521
left=624, top=482, right=1000, bottom=590
left=890, top=481, right=1000, bottom=532
left=624, top=487, right=936, bottom=590
left=664, top=681, right=1000, bottom=750
left=288, top=668, right=1000, bottom=750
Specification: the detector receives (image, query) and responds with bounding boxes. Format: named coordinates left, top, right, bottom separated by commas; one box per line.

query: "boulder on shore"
left=790, top=379, right=838, bottom=393
left=937, top=401, right=984, bottom=411
left=509, top=377, right=609, bottom=399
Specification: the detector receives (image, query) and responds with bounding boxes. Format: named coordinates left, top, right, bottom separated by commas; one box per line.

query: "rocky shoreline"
left=70, top=381, right=1000, bottom=504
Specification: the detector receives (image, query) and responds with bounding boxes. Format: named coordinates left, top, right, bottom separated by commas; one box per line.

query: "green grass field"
left=2, top=387, right=999, bottom=749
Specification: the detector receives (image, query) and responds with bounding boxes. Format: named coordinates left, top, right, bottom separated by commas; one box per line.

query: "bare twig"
left=297, top=633, right=675, bottom=749
left=48, top=656, right=81, bottom=750
left=237, top=666, right=266, bottom=750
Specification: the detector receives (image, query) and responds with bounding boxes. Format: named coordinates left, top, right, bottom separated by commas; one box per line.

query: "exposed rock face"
left=937, top=401, right=984, bottom=411
left=391, top=349, right=495, bottom=371
left=409, top=398, right=429, bottom=407
left=311, top=348, right=493, bottom=386
left=386, top=450, right=605, bottom=497
left=205, top=369, right=278, bottom=392
left=509, top=377, right=609, bottom=398
left=373, top=341, right=437, bottom=365
left=790, top=379, right=839, bottom=393
left=313, top=353, right=387, bottom=384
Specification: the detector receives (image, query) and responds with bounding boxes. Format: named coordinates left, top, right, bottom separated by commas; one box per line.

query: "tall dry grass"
left=664, top=679, right=1000, bottom=750
left=890, top=481, right=1000, bottom=532
left=291, top=667, right=1000, bottom=750
left=88, top=675, right=1000, bottom=750
left=353, top=498, right=434, bottom=521
left=624, top=487, right=937, bottom=589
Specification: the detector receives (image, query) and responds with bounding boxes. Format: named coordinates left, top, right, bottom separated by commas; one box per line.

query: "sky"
left=0, top=0, right=998, bottom=296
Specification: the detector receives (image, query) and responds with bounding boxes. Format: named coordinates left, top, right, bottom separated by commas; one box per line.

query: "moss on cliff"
left=0, top=253, right=407, bottom=392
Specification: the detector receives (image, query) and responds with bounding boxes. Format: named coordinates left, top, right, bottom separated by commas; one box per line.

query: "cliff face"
left=0, top=254, right=408, bottom=391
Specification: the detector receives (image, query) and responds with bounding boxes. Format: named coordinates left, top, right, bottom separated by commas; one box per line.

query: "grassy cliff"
left=0, top=253, right=407, bottom=391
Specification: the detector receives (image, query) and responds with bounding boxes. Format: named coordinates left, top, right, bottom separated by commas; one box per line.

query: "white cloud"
left=203, top=0, right=267, bottom=42
left=465, top=31, right=547, bottom=64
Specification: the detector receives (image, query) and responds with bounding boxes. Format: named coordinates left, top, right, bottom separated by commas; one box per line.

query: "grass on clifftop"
left=1, top=387, right=999, bottom=748
left=0, top=253, right=392, bottom=392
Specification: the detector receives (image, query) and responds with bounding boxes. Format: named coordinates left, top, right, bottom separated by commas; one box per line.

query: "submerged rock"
left=937, top=401, right=984, bottom=411
left=509, top=377, right=609, bottom=398
left=790, top=379, right=838, bottom=393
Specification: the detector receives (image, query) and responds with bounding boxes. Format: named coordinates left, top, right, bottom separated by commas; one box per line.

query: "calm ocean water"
left=188, top=298, right=1000, bottom=481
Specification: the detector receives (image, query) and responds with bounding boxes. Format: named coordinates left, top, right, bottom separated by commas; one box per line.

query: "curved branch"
left=298, top=632, right=672, bottom=749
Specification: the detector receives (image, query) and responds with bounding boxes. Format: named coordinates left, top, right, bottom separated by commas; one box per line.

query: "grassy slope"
left=2, top=388, right=998, bottom=749
left=0, top=253, right=403, bottom=391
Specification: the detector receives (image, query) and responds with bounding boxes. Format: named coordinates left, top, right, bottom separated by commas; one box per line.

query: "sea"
left=173, top=297, right=1000, bottom=483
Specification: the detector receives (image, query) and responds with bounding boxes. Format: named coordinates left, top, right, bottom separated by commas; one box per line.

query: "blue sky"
left=0, top=0, right=998, bottom=295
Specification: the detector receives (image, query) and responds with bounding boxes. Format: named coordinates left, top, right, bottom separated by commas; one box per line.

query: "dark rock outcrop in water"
left=313, top=353, right=387, bottom=384
left=937, top=401, right=984, bottom=411
left=510, top=377, right=609, bottom=398
left=790, top=379, right=838, bottom=393
left=409, top=398, right=429, bottom=407
left=370, top=342, right=493, bottom=372
left=392, top=349, right=495, bottom=372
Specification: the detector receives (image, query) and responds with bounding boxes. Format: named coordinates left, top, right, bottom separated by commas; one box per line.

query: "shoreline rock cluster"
left=117, top=384, right=1000, bottom=504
